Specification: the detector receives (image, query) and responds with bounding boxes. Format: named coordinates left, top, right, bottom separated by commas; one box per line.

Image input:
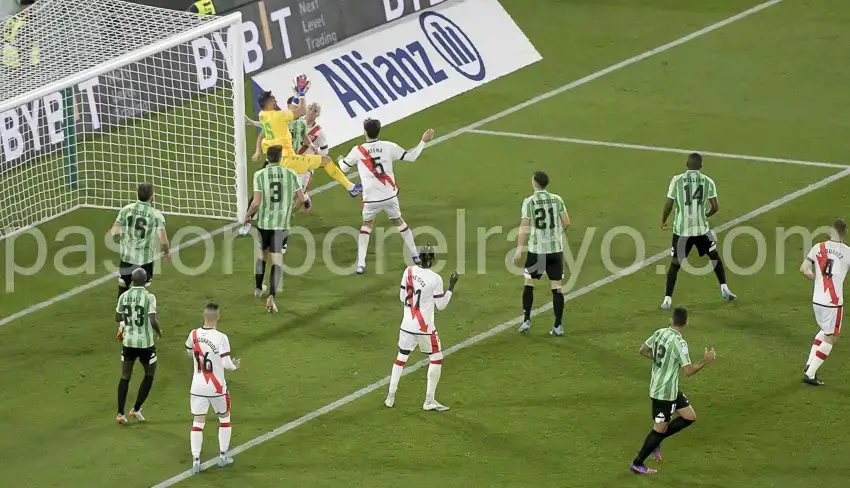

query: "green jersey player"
left=630, top=307, right=716, bottom=475
left=512, top=171, right=571, bottom=336
left=110, top=183, right=170, bottom=297
left=660, top=153, right=735, bottom=310
left=114, top=268, right=162, bottom=425
left=241, top=145, right=305, bottom=313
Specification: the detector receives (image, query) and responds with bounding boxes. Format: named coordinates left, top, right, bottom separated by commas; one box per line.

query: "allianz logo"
left=314, top=11, right=485, bottom=118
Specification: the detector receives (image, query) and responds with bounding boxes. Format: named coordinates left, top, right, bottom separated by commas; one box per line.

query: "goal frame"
left=0, top=11, right=247, bottom=241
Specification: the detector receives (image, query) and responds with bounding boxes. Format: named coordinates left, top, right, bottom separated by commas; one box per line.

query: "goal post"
left=0, top=0, right=247, bottom=240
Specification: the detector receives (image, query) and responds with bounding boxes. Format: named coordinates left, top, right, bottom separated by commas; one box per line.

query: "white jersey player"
left=295, top=103, right=328, bottom=212
left=800, top=219, right=849, bottom=386
left=385, top=246, right=459, bottom=411
left=339, top=118, right=434, bottom=274
left=184, top=302, right=240, bottom=473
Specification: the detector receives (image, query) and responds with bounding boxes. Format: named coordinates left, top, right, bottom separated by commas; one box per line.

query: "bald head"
left=686, top=153, right=703, bottom=170
left=131, top=268, right=148, bottom=287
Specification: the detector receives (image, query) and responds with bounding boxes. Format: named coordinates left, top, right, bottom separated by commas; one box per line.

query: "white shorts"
left=190, top=393, right=231, bottom=416
left=398, top=329, right=441, bottom=354
left=363, top=196, right=402, bottom=221
left=814, top=305, right=844, bottom=335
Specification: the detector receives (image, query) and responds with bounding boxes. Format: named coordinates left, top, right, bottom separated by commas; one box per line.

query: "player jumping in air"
left=110, top=183, right=170, bottom=297
left=800, top=218, right=849, bottom=386
left=115, top=268, right=162, bottom=424
left=242, top=145, right=305, bottom=313
left=338, top=118, right=434, bottom=274
left=661, top=153, right=736, bottom=310
left=295, top=102, right=330, bottom=213
left=513, top=171, right=571, bottom=336
left=185, top=302, right=240, bottom=474
left=252, top=83, right=361, bottom=198
left=630, top=307, right=716, bottom=475
left=385, top=245, right=459, bottom=411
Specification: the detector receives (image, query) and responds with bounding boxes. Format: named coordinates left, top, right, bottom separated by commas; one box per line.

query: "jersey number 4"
left=823, top=258, right=835, bottom=278
left=533, top=207, right=556, bottom=230
left=125, top=216, right=148, bottom=239
left=683, top=184, right=704, bottom=206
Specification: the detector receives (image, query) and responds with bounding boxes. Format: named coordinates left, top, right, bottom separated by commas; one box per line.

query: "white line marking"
left=0, top=0, right=785, bottom=329
left=469, top=129, right=847, bottom=169
left=154, top=166, right=850, bottom=488
left=153, top=1, right=791, bottom=485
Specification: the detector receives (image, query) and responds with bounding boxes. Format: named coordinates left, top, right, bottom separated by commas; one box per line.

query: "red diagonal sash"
left=192, top=329, right=223, bottom=394
left=818, top=243, right=840, bottom=305
left=407, top=267, right=428, bottom=333
left=357, top=145, right=396, bottom=189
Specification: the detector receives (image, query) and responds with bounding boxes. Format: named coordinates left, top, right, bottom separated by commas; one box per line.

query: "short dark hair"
left=687, top=152, right=703, bottom=169
left=267, top=145, right=282, bottom=163
left=418, top=244, right=435, bottom=269
left=257, top=90, right=274, bottom=108
left=533, top=171, right=549, bottom=189
left=286, top=96, right=295, bottom=106
left=364, top=118, right=381, bottom=139
left=672, top=306, right=688, bottom=326
left=138, top=183, right=154, bottom=202
left=205, top=301, right=219, bottom=311
left=835, top=218, right=847, bottom=237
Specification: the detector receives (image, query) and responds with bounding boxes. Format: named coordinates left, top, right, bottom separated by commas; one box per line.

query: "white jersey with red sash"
left=185, top=327, right=232, bottom=396
left=399, top=265, right=449, bottom=335
left=808, top=241, right=850, bottom=307
left=341, top=140, right=407, bottom=203
left=297, top=122, right=329, bottom=156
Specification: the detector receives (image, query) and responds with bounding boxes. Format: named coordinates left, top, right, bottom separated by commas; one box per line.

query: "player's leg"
left=630, top=399, right=672, bottom=474
left=547, top=253, right=566, bottom=336
left=255, top=232, right=270, bottom=298
left=142, top=262, right=154, bottom=287
left=130, top=348, right=157, bottom=421
left=658, top=393, right=695, bottom=449
left=701, top=233, right=735, bottom=300
left=805, top=306, right=841, bottom=384
left=662, top=235, right=687, bottom=310
left=265, top=232, right=287, bottom=313
left=390, top=202, right=419, bottom=264
left=356, top=205, right=377, bottom=273
left=387, top=330, right=416, bottom=407
left=805, top=331, right=827, bottom=372
left=422, top=333, right=448, bottom=411
left=301, top=171, right=314, bottom=213
left=316, top=155, right=360, bottom=195
left=189, top=396, right=209, bottom=474
left=117, top=261, right=132, bottom=298
left=520, top=253, right=542, bottom=332
left=116, top=350, right=134, bottom=423
left=214, top=394, right=234, bottom=467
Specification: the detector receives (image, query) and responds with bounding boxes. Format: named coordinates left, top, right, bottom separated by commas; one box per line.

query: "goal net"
left=0, top=0, right=246, bottom=240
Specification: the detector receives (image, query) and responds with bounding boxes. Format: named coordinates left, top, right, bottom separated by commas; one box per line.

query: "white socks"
left=426, top=360, right=442, bottom=403
left=388, top=353, right=407, bottom=396
left=396, top=223, right=418, bottom=259
left=807, top=331, right=826, bottom=367
left=806, top=339, right=833, bottom=378
left=357, top=227, right=371, bottom=267
left=218, top=415, right=232, bottom=458
left=190, top=421, right=204, bottom=459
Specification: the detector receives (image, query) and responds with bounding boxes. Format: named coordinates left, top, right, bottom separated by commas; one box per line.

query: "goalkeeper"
left=252, top=77, right=361, bottom=198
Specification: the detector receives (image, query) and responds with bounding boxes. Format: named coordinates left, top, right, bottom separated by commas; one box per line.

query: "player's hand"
left=233, top=358, right=241, bottom=370
left=512, top=249, right=523, bottom=265
left=449, top=271, right=460, bottom=288
left=661, top=221, right=669, bottom=231
left=156, top=329, right=163, bottom=339
left=422, top=128, right=435, bottom=143
left=252, top=151, right=262, bottom=162
left=703, top=347, right=717, bottom=364
left=162, top=248, right=171, bottom=263
left=116, top=325, right=124, bottom=342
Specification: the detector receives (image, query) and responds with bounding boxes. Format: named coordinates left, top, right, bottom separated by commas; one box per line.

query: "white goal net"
left=0, top=0, right=246, bottom=240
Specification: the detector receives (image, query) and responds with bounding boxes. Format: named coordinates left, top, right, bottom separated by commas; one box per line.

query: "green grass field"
left=3, top=1, right=850, bottom=487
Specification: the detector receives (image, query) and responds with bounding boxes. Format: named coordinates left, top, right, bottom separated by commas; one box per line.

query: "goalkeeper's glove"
left=292, top=74, right=311, bottom=97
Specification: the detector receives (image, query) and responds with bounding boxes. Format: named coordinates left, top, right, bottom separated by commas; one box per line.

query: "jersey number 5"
left=270, top=181, right=283, bottom=203
left=653, top=344, right=667, bottom=368
left=683, top=184, right=704, bottom=206
left=533, top=208, right=556, bottom=230
left=195, top=351, right=213, bottom=373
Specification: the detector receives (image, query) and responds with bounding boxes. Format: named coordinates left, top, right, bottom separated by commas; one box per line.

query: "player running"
left=241, top=145, right=305, bottom=313
left=385, top=245, right=459, bottom=411
left=110, top=182, right=170, bottom=297
left=800, top=218, right=849, bottom=386
left=661, top=153, right=735, bottom=310
left=512, top=171, right=571, bottom=336
left=115, top=268, right=162, bottom=424
left=185, top=302, right=240, bottom=474
left=252, top=81, right=361, bottom=198
left=294, top=102, right=329, bottom=213
left=338, top=118, right=434, bottom=274
left=630, top=307, right=716, bottom=475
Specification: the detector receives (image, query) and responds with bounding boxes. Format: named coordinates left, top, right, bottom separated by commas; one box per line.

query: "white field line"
left=0, top=0, right=786, bottom=329
left=153, top=167, right=850, bottom=488
left=469, top=129, right=847, bottom=169
left=153, top=1, right=793, bottom=485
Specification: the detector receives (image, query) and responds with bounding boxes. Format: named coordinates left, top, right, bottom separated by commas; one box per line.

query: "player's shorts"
left=813, top=304, right=843, bottom=335
left=257, top=228, right=289, bottom=253
left=121, top=345, right=157, bottom=365
left=650, top=391, right=690, bottom=423
left=670, top=233, right=717, bottom=260
left=190, top=392, right=231, bottom=416
left=398, top=328, right=441, bottom=355
left=281, top=154, right=322, bottom=174
left=362, top=196, right=402, bottom=221
left=118, top=261, right=154, bottom=288
left=523, top=252, right=564, bottom=281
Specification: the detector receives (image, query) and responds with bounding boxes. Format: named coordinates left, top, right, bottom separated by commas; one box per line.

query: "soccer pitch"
left=3, top=0, right=850, bottom=486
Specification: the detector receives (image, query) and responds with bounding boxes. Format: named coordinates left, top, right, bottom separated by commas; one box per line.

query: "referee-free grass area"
left=3, top=1, right=850, bottom=487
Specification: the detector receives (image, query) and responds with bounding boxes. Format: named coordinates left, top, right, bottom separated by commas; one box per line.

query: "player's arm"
left=706, top=196, right=719, bottom=218
left=157, top=215, right=170, bottom=261
left=243, top=191, right=262, bottom=223
left=149, top=294, right=162, bottom=338
left=220, top=335, right=240, bottom=370
left=434, top=273, right=460, bottom=310
left=115, top=297, right=126, bottom=340
left=253, top=132, right=264, bottom=161
left=639, top=343, right=654, bottom=360
left=512, top=217, right=531, bottom=264
left=682, top=347, right=716, bottom=377
left=800, top=247, right=817, bottom=280
left=185, top=335, right=195, bottom=358
left=288, top=98, right=307, bottom=118
left=315, top=129, right=330, bottom=156
left=338, top=148, right=358, bottom=173
left=399, top=129, right=435, bottom=162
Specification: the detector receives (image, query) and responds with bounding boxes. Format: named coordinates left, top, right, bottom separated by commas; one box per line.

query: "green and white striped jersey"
left=116, top=286, right=158, bottom=349
left=115, top=202, right=166, bottom=265
left=253, top=165, right=301, bottom=231
left=289, top=118, right=308, bottom=152
left=644, top=327, right=691, bottom=401
left=667, top=170, right=717, bottom=237
left=521, top=190, right=567, bottom=254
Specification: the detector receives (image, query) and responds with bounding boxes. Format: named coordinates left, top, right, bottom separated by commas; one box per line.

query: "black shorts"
left=651, top=392, right=690, bottom=423
left=257, top=228, right=289, bottom=253
left=121, top=345, right=157, bottom=365
left=119, top=261, right=154, bottom=288
left=524, top=252, right=564, bottom=281
left=670, top=233, right=716, bottom=261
